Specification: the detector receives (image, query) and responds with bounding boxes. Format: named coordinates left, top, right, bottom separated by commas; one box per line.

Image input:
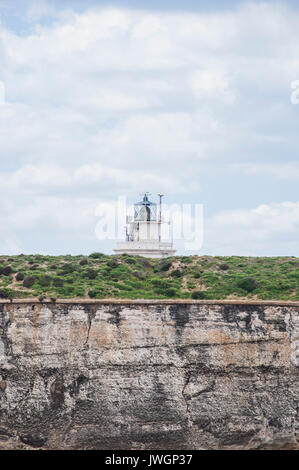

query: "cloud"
left=0, top=2, right=299, bottom=254
left=232, top=162, right=299, bottom=180
left=0, top=162, right=197, bottom=195
left=2, top=3, right=298, bottom=168
left=204, top=201, right=299, bottom=255
left=25, top=1, right=58, bottom=22
left=190, top=69, right=235, bottom=104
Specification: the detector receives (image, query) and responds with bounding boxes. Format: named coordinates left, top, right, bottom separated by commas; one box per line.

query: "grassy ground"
left=0, top=253, right=298, bottom=301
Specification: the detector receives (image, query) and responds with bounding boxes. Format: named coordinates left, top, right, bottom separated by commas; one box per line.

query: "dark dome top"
left=136, top=193, right=156, bottom=206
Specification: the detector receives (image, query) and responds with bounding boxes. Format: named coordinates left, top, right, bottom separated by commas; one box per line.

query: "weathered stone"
left=0, top=380, right=6, bottom=393
left=0, top=300, right=298, bottom=450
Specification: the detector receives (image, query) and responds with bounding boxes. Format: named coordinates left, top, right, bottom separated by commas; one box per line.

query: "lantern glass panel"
left=134, top=203, right=157, bottom=221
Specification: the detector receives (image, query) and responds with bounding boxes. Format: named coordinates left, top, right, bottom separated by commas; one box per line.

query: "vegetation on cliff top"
left=0, top=254, right=298, bottom=301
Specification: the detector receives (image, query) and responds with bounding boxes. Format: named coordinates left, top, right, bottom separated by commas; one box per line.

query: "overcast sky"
left=0, top=0, right=298, bottom=256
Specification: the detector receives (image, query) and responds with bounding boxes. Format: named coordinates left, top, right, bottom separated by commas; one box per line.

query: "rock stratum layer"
left=0, top=300, right=298, bottom=450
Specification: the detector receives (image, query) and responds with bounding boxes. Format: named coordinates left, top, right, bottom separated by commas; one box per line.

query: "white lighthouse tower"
left=114, top=193, right=176, bottom=258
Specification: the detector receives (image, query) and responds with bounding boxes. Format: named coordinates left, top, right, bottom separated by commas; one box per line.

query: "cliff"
left=0, top=300, right=298, bottom=450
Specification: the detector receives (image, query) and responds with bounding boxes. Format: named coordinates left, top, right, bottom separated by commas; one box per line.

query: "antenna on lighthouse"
left=157, top=194, right=164, bottom=242
left=157, top=194, right=164, bottom=222
left=139, top=192, right=151, bottom=199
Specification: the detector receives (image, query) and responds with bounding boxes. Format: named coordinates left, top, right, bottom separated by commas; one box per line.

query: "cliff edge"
left=0, top=300, right=298, bottom=449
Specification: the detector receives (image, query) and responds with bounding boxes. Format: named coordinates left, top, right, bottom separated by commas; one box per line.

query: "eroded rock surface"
left=0, top=300, right=298, bottom=449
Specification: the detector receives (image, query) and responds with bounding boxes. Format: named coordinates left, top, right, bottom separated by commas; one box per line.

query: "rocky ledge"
left=0, top=300, right=298, bottom=450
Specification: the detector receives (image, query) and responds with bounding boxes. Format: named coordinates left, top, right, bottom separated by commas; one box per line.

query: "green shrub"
left=60, top=263, right=79, bottom=274
left=106, top=259, right=119, bottom=268
left=88, top=289, right=104, bottom=298
left=117, top=283, right=133, bottom=291
left=0, top=288, right=10, bottom=298
left=151, top=278, right=169, bottom=288
left=139, top=257, right=153, bottom=268
left=85, top=268, right=98, bottom=279
left=39, top=275, right=52, bottom=287
left=219, top=263, right=229, bottom=271
left=132, top=271, right=146, bottom=280
left=288, top=270, right=299, bottom=279
left=187, top=281, right=196, bottom=289
left=164, top=287, right=178, bottom=298
left=2, top=266, right=12, bottom=276
left=23, top=276, right=36, bottom=288
left=150, top=278, right=176, bottom=295
left=158, top=260, right=172, bottom=271
left=170, top=269, right=183, bottom=278
left=123, top=256, right=136, bottom=265
left=237, top=277, right=259, bottom=292
left=74, top=287, right=85, bottom=297
left=53, top=277, right=64, bottom=287
left=89, top=252, right=104, bottom=259
left=191, top=291, right=208, bottom=299
left=29, top=264, right=39, bottom=270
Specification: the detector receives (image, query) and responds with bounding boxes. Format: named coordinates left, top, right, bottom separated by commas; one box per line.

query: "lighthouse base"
left=114, top=241, right=176, bottom=258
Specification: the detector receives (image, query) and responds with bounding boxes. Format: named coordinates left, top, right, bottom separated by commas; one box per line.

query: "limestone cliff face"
left=0, top=300, right=298, bottom=450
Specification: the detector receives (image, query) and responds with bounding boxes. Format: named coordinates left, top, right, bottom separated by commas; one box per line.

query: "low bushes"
left=170, top=269, right=183, bottom=278
left=106, top=259, right=119, bottom=269
left=156, top=260, right=172, bottom=272
left=38, top=275, right=52, bottom=287
left=60, top=263, right=79, bottom=274
left=0, top=288, right=10, bottom=298
left=88, top=288, right=105, bottom=298
left=164, top=287, right=178, bottom=298
left=23, top=276, right=36, bottom=288
left=53, top=277, right=64, bottom=287
left=0, top=254, right=296, bottom=300
left=85, top=269, right=98, bottom=280
left=191, top=291, right=208, bottom=299
left=0, top=266, right=12, bottom=276
left=89, top=252, right=105, bottom=259
left=237, top=277, right=259, bottom=293
left=219, top=263, right=229, bottom=271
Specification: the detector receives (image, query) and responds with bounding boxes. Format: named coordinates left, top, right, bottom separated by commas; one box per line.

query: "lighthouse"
left=114, top=193, right=176, bottom=258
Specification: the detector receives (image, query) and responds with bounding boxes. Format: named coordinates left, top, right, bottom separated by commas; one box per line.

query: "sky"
left=0, top=0, right=298, bottom=256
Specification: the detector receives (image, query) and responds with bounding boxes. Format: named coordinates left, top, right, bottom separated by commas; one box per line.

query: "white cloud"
left=232, top=162, right=299, bottom=180
left=0, top=236, right=23, bottom=256
left=2, top=3, right=298, bottom=168
left=0, top=162, right=198, bottom=195
left=211, top=201, right=299, bottom=233
left=204, top=201, right=299, bottom=255
left=0, top=3, right=299, bottom=254
left=190, top=69, right=235, bottom=103
left=26, top=1, right=57, bottom=22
